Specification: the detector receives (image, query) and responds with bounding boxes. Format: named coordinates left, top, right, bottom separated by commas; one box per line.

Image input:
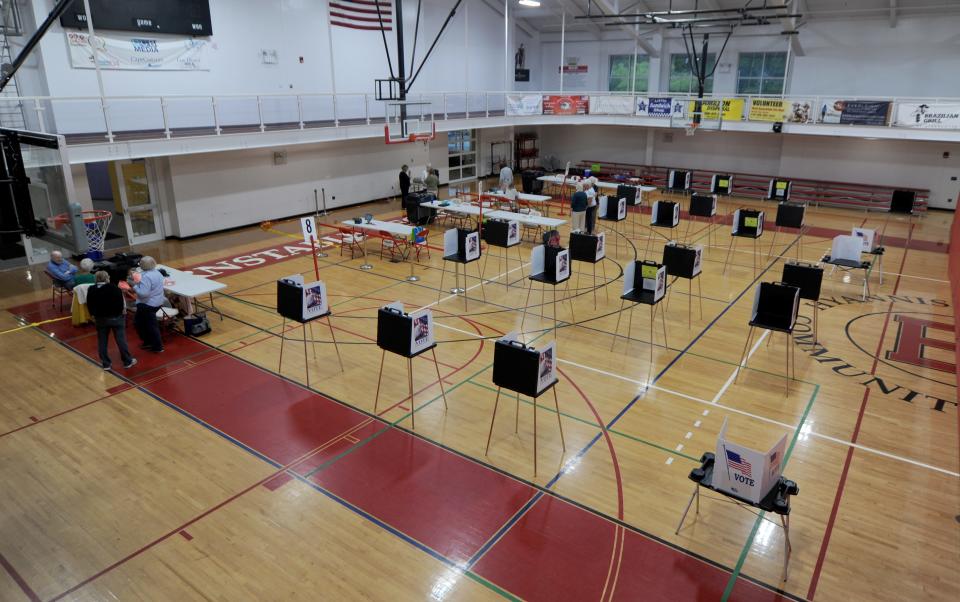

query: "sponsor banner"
left=542, top=95, right=589, bottom=115
left=67, top=31, right=210, bottom=71
left=687, top=98, right=744, bottom=121
left=748, top=98, right=814, bottom=123
left=636, top=97, right=682, bottom=118
left=895, top=103, right=960, bottom=129
left=506, top=94, right=543, bottom=116
left=820, top=99, right=891, bottom=126
left=589, top=95, right=634, bottom=115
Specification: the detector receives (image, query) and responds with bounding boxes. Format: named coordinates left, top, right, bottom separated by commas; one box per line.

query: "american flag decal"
left=329, top=0, right=393, bottom=31
left=726, top=449, right=752, bottom=477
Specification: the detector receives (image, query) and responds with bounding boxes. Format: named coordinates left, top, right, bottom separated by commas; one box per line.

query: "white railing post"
left=443, top=93, right=447, bottom=120
left=297, top=95, right=304, bottom=130
left=364, top=94, right=370, bottom=125
left=33, top=99, right=46, bottom=133
left=332, top=94, right=339, bottom=127
left=256, top=95, right=266, bottom=132
left=485, top=92, right=489, bottom=117
left=99, top=97, right=114, bottom=143
left=212, top=96, right=222, bottom=134
left=160, top=97, right=171, bottom=139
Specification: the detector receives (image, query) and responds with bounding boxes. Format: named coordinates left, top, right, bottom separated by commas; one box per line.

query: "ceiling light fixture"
left=519, top=0, right=541, bottom=7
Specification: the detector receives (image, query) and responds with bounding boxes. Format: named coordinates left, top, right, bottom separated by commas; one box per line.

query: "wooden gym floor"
left=0, top=187, right=956, bottom=601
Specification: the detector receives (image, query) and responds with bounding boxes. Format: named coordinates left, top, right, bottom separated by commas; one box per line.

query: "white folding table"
left=157, top=264, right=228, bottom=320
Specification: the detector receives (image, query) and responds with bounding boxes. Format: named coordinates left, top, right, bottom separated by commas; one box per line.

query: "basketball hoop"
left=685, top=122, right=698, bottom=137
left=384, top=121, right=437, bottom=145
left=48, top=210, right=112, bottom=258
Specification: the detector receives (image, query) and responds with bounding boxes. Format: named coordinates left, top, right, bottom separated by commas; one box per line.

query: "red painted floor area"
left=7, top=299, right=793, bottom=601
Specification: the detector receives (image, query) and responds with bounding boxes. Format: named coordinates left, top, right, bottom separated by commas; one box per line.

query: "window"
left=737, top=52, right=786, bottom=95
left=608, top=55, right=649, bottom=92
left=447, top=129, right=477, bottom=183
left=669, top=53, right=716, bottom=94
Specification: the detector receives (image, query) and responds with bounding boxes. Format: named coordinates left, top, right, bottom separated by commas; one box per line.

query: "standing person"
left=585, top=178, right=599, bottom=235
left=499, top=162, right=514, bottom=191
left=399, top=164, right=411, bottom=207
left=131, top=256, right=166, bottom=353
left=46, top=250, right=78, bottom=289
left=86, top=271, right=137, bottom=370
left=424, top=168, right=440, bottom=197
left=570, top=183, right=588, bottom=233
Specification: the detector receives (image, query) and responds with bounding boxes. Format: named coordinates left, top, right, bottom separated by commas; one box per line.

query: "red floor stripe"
left=0, top=551, right=40, bottom=602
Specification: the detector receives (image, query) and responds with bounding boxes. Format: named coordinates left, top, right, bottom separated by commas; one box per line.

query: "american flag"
left=726, top=449, right=752, bottom=477
left=329, top=0, right=393, bottom=31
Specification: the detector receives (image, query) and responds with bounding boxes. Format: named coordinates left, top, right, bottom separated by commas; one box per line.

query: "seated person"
left=46, top=250, right=79, bottom=289
left=74, top=258, right=97, bottom=286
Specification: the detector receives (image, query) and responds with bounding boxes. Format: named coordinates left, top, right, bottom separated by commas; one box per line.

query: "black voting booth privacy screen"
left=376, top=307, right=430, bottom=358
left=663, top=243, right=702, bottom=279
left=483, top=219, right=512, bottom=247
left=734, top=209, right=764, bottom=238
left=405, top=191, right=435, bottom=226
left=775, top=203, right=806, bottom=229
left=712, top=175, right=733, bottom=195
left=689, top=194, right=716, bottom=218
left=617, top=184, right=638, bottom=206
left=668, top=170, right=690, bottom=191
left=447, top=228, right=480, bottom=262
left=890, top=190, right=916, bottom=214
left=493, top=339, right=546, bottom=398
left=601, top=198, right=622, bottom=221
left=653, top=201, right=680, bottom=227
left=751, top=282, right=800, bottom=332
left=781, top=262, right=823, bottom=301
left=277, top=279, right=306, bottom=323
left=543, top=246, right=567, bottom=281
left=768, top=179, right=791, bottom=201
left=569, top=232, right=602, bottom=263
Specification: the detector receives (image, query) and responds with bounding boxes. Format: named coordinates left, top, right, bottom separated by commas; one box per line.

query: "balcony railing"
left=1, top=91, right=957, bottom=144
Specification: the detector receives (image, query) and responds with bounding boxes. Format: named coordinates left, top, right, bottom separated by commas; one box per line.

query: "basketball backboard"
left=385, top=101, right=436, bottom=145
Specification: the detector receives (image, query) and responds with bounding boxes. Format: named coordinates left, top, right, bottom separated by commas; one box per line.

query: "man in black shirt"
left=399, top=164, right=411, bottom=207
left=86, top=271, right=137, bottom=370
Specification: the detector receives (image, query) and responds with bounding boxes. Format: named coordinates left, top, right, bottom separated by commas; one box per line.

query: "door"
left=114, top=159, right=164, bottom=244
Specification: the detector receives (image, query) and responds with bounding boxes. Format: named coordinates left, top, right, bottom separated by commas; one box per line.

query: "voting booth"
left=611, top=260, right=668, bottom=360
left=644, top=200, right=682, bottom=258
left=481, top=218, right=523, bottom=288
left=782, top=261, right=824, bottom=343
left=569, top=231, right=608, bottom=309
left=769, top=202, right=807, bottom=259
left=521, top=242, right=575, bottom=338
left=599, top=195, right=627, bottom=221
left=735, top=281, right=801, bottom=392
left=822, top=235, right=873, bottom=300
left=667, top=169, right=692, bottom=193
left=275, top=274, right=344, bottom=386
left=663, top=242, right=704, bottom=327
left=768, top=178, right=791, bottom=201
left=686, top=193, right=719, bottom=246
left=438, top=228, right=485, bottom=309
left=617, top=184, right=639, bottom=206
left=852, top=226, right=886, bottom=285
left=373, top=302, right=448, bottom=430
left=711, top=174, right=733, bottom=196
left=485, top=333, right=565, bottom=475
left=676, top=417, right=798, bottom=581
left=723, top=209, right=765, bottom=276
left=890, top=189, right=916, bottom=214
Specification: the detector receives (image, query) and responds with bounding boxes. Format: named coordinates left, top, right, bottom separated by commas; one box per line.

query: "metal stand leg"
left=407, top=357, right=416, bottom=430
left=520, top=278, right=533, bottom=331
left=431, top=347, right=448, bottom=410
left=308, top=322, right=317, bottom=359
left=485, top=387, right=502, bottom=455
left=660, top=302, right=669, bottom=350
left=781, top=513, right=792, bottom=582
left=302, top=323, right=310, bottom=389
left=515, top=391, right=520, bottom=433
left=592, top=261, right=597, bottom=310
left=476, top=260, right=486, bottom=302
left=533, top=393, right=538, bottom=475
left=601, top=259, right=609, bottom=303
left=675, top=485, right=701, bottom=534
left=697, top=276, right=703, bottom=319
left=552, top=284, right=558, bottom=340
left=688, top=277, right=693, bottom=329
left=565, top=279, right=576, bottom=327
left=326, top=315, right=344, bottom=373
left=611, top=299, right=626, bottom=351
left=735, top=326, right=756, bottom=383
left=278, top=317, right=286, bottom=374
left=768, top=227, right=779, bottom=258
left=723, top=235, right=736, bottom=274
left=552, top=385, right=565, bottom=451
left=437, top=261, right=447, bottom=305
left=649, top=305, right=655, bottom=364
left=209, top=292, right=223, bottom=320
left=360, top=229, right=373, bottom=271
left=373, top=349, right=386, bottom=414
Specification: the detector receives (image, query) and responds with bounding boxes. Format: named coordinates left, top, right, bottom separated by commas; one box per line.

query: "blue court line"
left=466, top=234, right=801, bottom=569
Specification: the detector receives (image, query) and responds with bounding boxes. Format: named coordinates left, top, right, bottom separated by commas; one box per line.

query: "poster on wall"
left=894, top=103, right=960, bottom=129
left=748, top=99, right=813, bottom=123
left=636, top=97, right=681, bottom=118
left=589, top=95, right=634, bottom=115
left=506, top=94, right=543, bottom=116
left=559, top=57, right=589, bottom=89
left=819, top=99, right=891, bottom=125
left=67, top=32, right=210, bottom=71
left=543, top=95, right=589, bottom=115
left=687, top=98, right=744, bottom=121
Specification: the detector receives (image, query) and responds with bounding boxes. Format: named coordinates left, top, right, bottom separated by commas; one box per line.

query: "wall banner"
left=67, top=31, right=210, bottom=71
left=589, top=95, right=634, bottom=115
left=820, top=99, right=891, bottom=126
left=506, top=94, right=543, bottom=116
left=687, top=98, right=744, bottom=121
left=748, top=99, right=814, bottom=123
left=636, top=97, right=682, bottom=118
left=894, top=103, right=960, bottom=129
left=542, top=95, right=589, bottom=115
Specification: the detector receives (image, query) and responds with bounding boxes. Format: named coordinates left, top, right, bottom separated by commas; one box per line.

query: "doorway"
left=108, top=159, right=165, bottom=245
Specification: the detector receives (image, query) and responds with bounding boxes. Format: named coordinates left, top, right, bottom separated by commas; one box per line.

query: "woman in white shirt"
left=585, top=177, right=599, bottom=234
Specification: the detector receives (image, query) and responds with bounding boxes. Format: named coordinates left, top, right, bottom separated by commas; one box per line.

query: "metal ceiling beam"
left=590, top=0, right=660, bottom=56
left=889, top=0, right=898, bottom=28
left=480, top=0, right=535, bottom=37
left=780, top=0, right=804, bottom=56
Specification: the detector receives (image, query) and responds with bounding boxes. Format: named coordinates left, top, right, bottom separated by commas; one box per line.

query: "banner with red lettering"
left=542, top=95, right=589, bottom=115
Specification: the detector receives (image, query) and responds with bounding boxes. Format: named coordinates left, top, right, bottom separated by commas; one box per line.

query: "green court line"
left=464, top=571, right=522, bottom=601
left=465, top=379, right=701, bottom=463
left=720, top=383, right=820, bottom=601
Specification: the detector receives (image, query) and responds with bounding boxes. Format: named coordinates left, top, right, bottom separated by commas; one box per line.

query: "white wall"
left=165, top=135, right=445, bottom=237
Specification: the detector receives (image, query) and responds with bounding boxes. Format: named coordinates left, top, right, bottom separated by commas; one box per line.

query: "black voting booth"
left=481, top=218, right=523, bottom=288
left=611, top=260, right=669, bottom=360
left=373, top=303, right=447, bottom=430
left=686, top=193, right=719, bottom=246
left=890, top=189, right=916, bottom=214
left=768, top=178, right=791, bottom=201
left=735, top=282, right=801, bottom=392
left=276, top=277, right=344, bottom=388
left=723, top=209, right=765, bottom=276
left=521, top=242, right=575, bottom=339
left=643, top=200, right=681, bottom=257
left=769, top=202, right=807, bottom=259
left=438, top=228, right=485, bottom=309
left=569, top=231, right=608, bottom=309
left=667, top=169, right=692, bottom=193
left=521, top=169, right=545, bottom=194
left=663, top=242, right=704, bottom=327
left=782, top=261, right=824, bottom=343
left=485, top=336, right=565, bottom=475
left=617, top=184, right=639, bottom=206
left=711, top=174, right=733, bottom=196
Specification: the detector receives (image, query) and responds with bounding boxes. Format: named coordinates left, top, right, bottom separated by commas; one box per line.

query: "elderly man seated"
left=46, top=250, right=79, bottom=289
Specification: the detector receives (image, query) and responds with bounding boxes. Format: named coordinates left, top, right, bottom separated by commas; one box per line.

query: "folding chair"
left=43, top=270, right=72, bottom=311
left=413, top=229, right=431, bottom=261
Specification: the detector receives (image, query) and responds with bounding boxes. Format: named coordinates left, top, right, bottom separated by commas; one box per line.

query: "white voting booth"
left=830, top=235, right=863, bottom=265
left=714, top=418, right=787, bottom=504
left=851, top=227, right=876, bottom=251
